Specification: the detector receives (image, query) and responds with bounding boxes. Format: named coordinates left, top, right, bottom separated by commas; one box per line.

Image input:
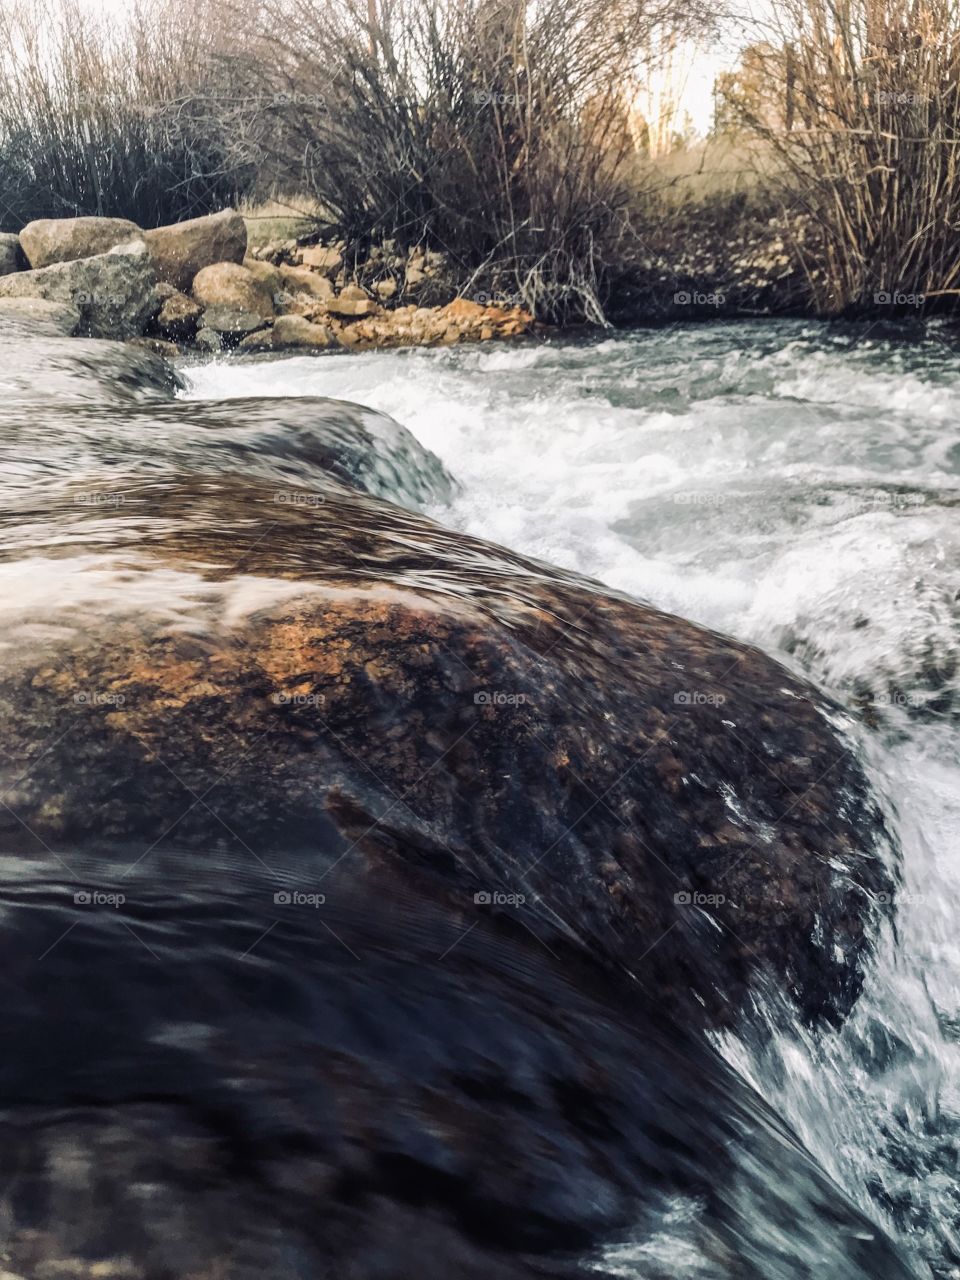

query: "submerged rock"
left=0, top=332, right=910, bottom=1280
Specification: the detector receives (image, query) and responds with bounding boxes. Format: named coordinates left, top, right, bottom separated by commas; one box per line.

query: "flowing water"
left=186, top=319, right=960, bottom=1278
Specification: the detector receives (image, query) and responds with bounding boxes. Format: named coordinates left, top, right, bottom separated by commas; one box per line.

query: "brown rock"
left=375, top=278, right=398, bottom=300
left=339, top=283, right=368, bottom=301
left=144, top=209, right=247, bottom=292
left=278, top=264, right=334, bottom=301
left=271, top=315, right=335, bottom=349
left=242, top=257, right=283, bottom=299
left=326, top=297, right=377, bottom=319
left=192, top=263, right=274, bottom=320
left=156, top=291, right=201, bottom=340
left=19, top=217, right=142, bottom=269
left=300, top=245, right=343, bottom=276
left=200, top=306, right=268, bottom=337
left=125, top=336, right=180, bottom=359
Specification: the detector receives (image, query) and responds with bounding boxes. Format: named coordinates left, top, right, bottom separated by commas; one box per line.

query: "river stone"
left=194, top=326, right=222, bottom=353
left=192, top=261, right=274, bottom=319
left=300, top=243, right=342, bottom=276
left=242, top=255, right=283, bottom=298
left=0, top=296, right=80, bottom=335
left=271, top=314, right=334, bottom=349
left=200, top=306, right=268, bottom=339
left=18, top=216, right=142, bottom=268
left=0, top=240, right=157, bottom=339
left=278, top=263, right=334, bottom=300
left=0, top=232, right=24, bottom=276
left=0, top=470, right=895, bottom=1031
left=144, top=208, right=247, bottom=292
left=155, top=289, right=201, bottom=339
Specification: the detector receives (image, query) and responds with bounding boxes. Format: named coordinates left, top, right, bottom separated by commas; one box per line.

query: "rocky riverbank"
left=0, top=209, right=537, bottom=355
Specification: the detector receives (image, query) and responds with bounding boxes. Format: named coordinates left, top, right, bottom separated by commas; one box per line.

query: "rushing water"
left=187, top=319, right=960, bottom=1278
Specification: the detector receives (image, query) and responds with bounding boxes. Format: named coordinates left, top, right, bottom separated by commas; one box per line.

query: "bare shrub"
left=720, top=0, right=960, bottom=314
left=0, top=0, right=257, bottom=229
left=231, top=0, right=706, bottom=324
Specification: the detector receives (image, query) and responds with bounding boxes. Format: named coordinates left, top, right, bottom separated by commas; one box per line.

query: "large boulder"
left=0, top=341, right=913, bottom=1280
left=0, top=240, right=157, bottom=339
left=0, top=476, right=894, bottom=1031
left=18, top=215, right=142, bottom=268
left=144, top=208, right=247, bottom=292
left=0, top=231, right=24, bottom=276
left=192, top=261, right=275, bottom=319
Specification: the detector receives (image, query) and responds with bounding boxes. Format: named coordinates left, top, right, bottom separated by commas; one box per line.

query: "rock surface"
left=18, top=215, right=141, bottom=268
left=0, top=231, right=24, bottom=276
left=270, top=313, right=335, bottom=348
left=155, top=289, right=201, bottom=339
left=0, top=334, right=913, bottom=1280
left=0, top=240, right=157, bottom=339
left=144, top=208, right=247, bottom=292
left=0, top=296, right=80, bottom=334
left=192, top=261, right=275, bottom=319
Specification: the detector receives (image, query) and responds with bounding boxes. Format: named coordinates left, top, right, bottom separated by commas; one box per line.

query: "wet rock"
left=200, top=306, right=268, bottom=339
left=155, top=290, right=201, bottom=340
left=144, top=208, right=247, bottom=293
left=0, top=241, right=157, bottom=339
left=0, top=296, right=80, bottom=335
left=125, top=335, right=180, bottom=359
left=19, top=216, right=141, bottom=268
left=0, top=231, right=25, bottom=276
left=193, top=326, right=222, bottom=353
left=0, top=337, right=911, bottom=1280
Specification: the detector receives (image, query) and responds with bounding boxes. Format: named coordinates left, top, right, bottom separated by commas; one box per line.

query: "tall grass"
left=0, top=0, right=257, bottom=230
left=721, top=0, right=960, bottom=314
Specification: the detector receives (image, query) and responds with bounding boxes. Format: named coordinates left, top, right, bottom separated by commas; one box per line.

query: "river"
left=186, top=319, right=960, bottom=1279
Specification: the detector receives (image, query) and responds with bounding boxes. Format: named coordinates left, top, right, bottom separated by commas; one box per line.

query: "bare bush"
left=720, top=0, right=960, bottom=314
left=0, top=0, right=257, bottom=229
left=231, top=0, right=706, bottom=323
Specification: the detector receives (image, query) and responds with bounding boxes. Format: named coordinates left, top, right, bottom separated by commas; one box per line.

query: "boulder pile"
left=0, top=210, right=536, bottom=355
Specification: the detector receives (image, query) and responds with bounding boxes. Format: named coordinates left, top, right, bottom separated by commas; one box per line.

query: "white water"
left=185, top=319, right=960, bottom=1277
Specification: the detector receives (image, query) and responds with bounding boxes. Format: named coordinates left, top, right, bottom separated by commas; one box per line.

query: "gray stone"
left=0, top=231, right=24, bottom=276
left=18, top=216, right=142, bottom=268
left=0, top=240, right=157, bottom=339
left=271, top=314, right=335, bottom=349
left=194, top=327, right=223, bottom=353
left=201, top=306, right=268, bottom=337
left=0, top=296, right=80, bottom=335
